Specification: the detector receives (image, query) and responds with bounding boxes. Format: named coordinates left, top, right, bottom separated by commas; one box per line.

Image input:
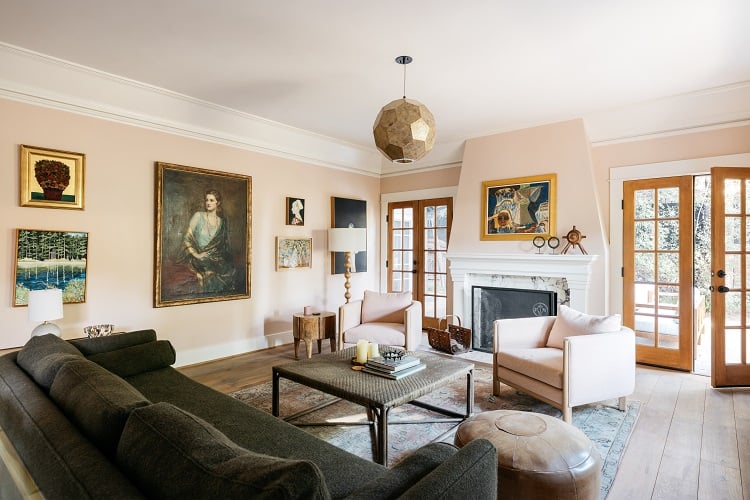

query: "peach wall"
left=0, top=98, right=380, bottom=363
left=380, top=166, right=461, bottom=194
left=450, top=119, right=608, bottom=313
left=590, top=125, right=750, bottom=238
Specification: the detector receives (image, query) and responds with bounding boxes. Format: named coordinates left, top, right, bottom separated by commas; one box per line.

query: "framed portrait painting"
left=20, top=145, right=85, bottom=210
left=481, top=174, right=556, bottom=240
left=13, top=229, right=89, bottom=306
left=154, top=162, right=252, bottom=307
left=331, top=197, right=367, bottom=274
left=276, top=237, right=312, bottom=270
left=286, top=197, right=304, bottom=226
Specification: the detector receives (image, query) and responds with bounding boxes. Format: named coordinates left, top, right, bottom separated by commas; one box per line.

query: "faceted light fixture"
left=373, top=56, right=436, bottom=164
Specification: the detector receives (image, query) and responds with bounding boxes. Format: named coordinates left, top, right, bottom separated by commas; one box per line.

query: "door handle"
left=718, top=285, right=730, bottom=293
left=717, top=270, right=726, bottom=278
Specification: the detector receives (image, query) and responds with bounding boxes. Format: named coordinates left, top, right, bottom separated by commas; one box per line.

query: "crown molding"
left=0, top=42, right=383, bottom=176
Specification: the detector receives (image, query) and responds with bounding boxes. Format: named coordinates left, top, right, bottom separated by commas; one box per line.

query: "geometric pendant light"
left=373, top=56, right=436, bottom=164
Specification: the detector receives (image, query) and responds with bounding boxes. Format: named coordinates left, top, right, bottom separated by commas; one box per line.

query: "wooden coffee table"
left=272, top=347, right=474, bottom=465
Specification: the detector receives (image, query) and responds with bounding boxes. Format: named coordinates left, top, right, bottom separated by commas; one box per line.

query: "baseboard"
left=174, top=331, right=294, bottom=367
left=0, top=427, right=43, bottom=500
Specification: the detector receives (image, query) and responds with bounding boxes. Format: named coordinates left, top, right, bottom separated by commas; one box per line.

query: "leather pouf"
left=454, top=410, right=601, bottom=500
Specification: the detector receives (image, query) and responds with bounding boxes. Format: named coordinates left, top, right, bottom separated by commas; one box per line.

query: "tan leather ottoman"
left=454, top=410, right=601, bottom=499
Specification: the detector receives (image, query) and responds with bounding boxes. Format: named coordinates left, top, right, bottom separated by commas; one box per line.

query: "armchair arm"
left=338, top=300, right=363, bottom=348
left=404, top=301, right=423, bottom=351
left=565, top=327, right=635, bottom=407
left=493, top=316, right=556, bottom=352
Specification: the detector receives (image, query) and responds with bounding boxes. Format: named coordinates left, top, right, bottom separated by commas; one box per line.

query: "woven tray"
left=426, top=315, right=471, bottom=355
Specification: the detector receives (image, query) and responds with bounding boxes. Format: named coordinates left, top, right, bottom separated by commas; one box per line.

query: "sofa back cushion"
left=546, top=305, right=622, bottom=349
left=71, top=329, right=157, bottom=355
left=49, top=358, right=150, bottom=457
left=87, top=340, right=176, bottom=377
left=117, top=402, right=330, bottom=500
left=16, top=334, right=84, bottom=390
left=361, top=290, right=412, bottom=324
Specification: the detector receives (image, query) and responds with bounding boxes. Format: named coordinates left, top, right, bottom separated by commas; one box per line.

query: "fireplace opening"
left=471, top=286, right=557, bottom=352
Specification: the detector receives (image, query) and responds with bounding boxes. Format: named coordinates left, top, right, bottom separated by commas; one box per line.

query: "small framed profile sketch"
left=20, top=145, right=85, bottom=210
left=286, top=197, right=304, bottom=226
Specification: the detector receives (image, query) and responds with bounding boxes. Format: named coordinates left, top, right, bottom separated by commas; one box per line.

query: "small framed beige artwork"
left=20, top=145, right=85, bottom=210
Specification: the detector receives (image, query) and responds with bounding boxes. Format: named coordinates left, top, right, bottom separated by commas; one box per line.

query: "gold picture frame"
left=154, top=162, right=252, bottom=307
left=20, top=145, right=85, bottom=210
left=481, top=174, right=556, bottom=240
left=276, top=237, right=312, bottom=270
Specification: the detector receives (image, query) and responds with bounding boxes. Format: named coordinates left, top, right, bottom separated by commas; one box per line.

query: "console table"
left=292, top=311, right=336, bottom=359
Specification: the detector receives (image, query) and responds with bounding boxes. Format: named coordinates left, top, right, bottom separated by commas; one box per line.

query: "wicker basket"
left=426, top=315, right=471, bottom=354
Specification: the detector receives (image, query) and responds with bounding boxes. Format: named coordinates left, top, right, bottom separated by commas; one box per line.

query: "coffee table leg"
left=466, top=369, right=474, bottom=417
left=272, top=369, right=280, bottom=417
left=376, top=405, right=390, bottom=466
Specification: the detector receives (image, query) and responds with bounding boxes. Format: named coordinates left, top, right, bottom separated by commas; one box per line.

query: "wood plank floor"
left=179, top=342, right=750, bottom=499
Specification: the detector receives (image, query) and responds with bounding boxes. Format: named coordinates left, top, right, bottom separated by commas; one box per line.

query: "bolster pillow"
left=87, top=340, right=176, bottom=377
left=70, top=328, right=157, bottom=355
left=117, top=402, right=330, bottom=500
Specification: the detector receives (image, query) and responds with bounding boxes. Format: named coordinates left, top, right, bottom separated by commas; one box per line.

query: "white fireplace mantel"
left=447, top=252, right=598, bottom=324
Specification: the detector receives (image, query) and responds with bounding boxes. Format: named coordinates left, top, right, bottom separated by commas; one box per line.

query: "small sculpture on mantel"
left=561, top=226, right=587, bottom=254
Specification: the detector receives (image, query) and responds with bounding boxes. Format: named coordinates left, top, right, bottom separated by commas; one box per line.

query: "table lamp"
left=28, top=288, right=63, bottom=337
left=328, top=227, right=366, bottom=303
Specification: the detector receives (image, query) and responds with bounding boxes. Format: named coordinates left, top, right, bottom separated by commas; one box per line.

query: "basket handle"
left=441, top=314, right=462, bottom=327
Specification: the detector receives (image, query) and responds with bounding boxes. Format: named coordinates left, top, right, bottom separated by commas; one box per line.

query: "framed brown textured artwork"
left=481, top=174, right=556, bottom=241
left=154, top=162, right=252, bottom=307
left=20, top=145, right=85, bottom=210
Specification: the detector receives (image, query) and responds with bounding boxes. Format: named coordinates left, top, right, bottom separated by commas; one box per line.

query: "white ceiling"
left=1, top=0, right=749, bottom=171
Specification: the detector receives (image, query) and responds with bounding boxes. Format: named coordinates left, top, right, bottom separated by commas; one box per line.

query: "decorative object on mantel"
left=373, top=55, right=436, bottom=164
left=481, top=174, right=556, bottom=241
left=561, top=226, right=587, bottom=254
left=532, top=235, right=560, bottom=254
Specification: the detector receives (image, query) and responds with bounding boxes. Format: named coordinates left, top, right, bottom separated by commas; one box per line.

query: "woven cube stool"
left=454, top=410, right=601, bottom=500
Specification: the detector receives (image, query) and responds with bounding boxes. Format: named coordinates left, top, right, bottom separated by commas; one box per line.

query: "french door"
left=711, top=167, right=750, bottom=387
left=387, top=198, right=452, bottom=329
left=623, top=176, right=694, bottom=370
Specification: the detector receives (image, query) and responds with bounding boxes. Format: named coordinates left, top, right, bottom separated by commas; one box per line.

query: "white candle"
left=368, top=343, right=379, bottom=360
left=303, top=306, right=312, bottom=315
left=356, top=340, right=369, bottom=364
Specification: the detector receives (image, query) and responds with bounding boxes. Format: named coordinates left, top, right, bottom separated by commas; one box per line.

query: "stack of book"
left=361, top=355, right=425, bottom=380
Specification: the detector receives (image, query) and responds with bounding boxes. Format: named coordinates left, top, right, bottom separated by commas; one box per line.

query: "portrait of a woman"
left=180, top=189, right=236, bottom=293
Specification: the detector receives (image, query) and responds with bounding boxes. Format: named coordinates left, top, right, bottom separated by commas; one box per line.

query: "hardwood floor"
left=180, top=342, right=750, bottom=499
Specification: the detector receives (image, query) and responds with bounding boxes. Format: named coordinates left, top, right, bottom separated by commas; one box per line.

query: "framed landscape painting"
left=154, top=162, right=252, bottom=307
left=13, top=229, right=89, bottom=306
left=481, top=174, right=556, bottom=241
left=20, top=145, right=85, bottom=210
left=276, top=237, right=312, bottom=270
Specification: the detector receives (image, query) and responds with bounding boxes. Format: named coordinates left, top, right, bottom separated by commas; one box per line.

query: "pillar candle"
left=355, top=339, right=369, bottom=364
left=368, top=343, right=379, bottom=360
left=303, top=306, right=312, bottom=316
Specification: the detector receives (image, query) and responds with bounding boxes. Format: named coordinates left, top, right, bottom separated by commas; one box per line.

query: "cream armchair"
left=338, top=290, right=422, bottom=351
left=493, top=306, right=635, bottom=423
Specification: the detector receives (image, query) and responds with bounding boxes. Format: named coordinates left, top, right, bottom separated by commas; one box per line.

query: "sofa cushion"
left=546, top=305, right=622, bottom=349
left=16, top=334, right=84, bottom=390
left=117, top=402, right=330, bottom=500
left=361, top=290, right=412, bottom=324
left=49, top=358, right=150, bottom=457
left=343, top=323, right=406, bottom=347
left=496, top=348, right=564, bottom=389
left=87, top=340, right=176, bottom=377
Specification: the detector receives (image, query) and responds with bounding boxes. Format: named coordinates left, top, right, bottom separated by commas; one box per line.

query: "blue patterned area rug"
left=231, top=364, right=639, bottom=499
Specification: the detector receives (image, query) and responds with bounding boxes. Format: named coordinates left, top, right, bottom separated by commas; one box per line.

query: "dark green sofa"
left=0, top=330, right=498, bottom=499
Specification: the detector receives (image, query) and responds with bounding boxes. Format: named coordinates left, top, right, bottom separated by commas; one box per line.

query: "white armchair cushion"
left=545, top=305, right=622, bottom=349
left=342, top=323, right=407, bottom=347
left=361, top=290, right=412, bottom=324
left=496, top=348, right=563, bottom=389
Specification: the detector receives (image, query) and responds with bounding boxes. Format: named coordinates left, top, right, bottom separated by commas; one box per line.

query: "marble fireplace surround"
left=447, top=253, right=599, bottom=327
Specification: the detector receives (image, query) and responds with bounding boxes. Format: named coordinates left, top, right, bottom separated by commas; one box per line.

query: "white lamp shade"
left=28, top=289, right=64, bottom=322
left=328, top=228, right=367, bottom=253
